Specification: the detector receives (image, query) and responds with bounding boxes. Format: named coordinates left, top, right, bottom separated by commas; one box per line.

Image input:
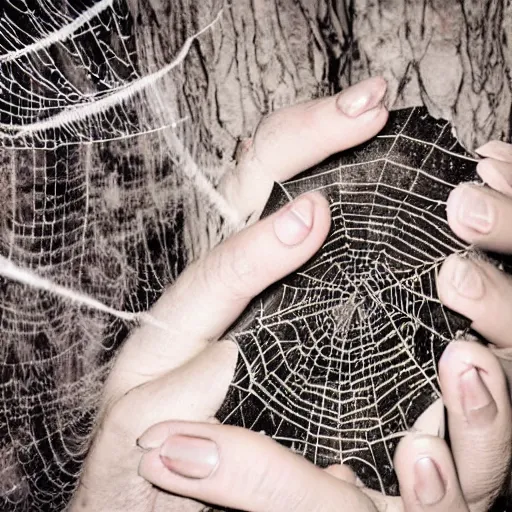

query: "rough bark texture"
left=1, top=1, right=511, bottom=510
left=129, top=0, right=512, bottom=165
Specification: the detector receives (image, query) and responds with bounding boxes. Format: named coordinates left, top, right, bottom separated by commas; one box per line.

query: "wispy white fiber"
left=0, top=255, right=173, bottom=333
left=0, top=0, right=115, bottom=64
left=9, top=9, right=225, bottom=137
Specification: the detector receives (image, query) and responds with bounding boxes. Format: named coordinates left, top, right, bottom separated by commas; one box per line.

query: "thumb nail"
left=336, top=77, right=387, bottom=118
left=160, top=435, right=219, bottom=479
left=274, top=195, right=314, bottom=246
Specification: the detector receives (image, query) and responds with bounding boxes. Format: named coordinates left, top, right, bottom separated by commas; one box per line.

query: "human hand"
left=436, top=140, right=512, bottom=503
left=438, top=140, right=512, bottom=360
left=134, top=140, right=512, bottom=512
left=69, top=77, right=389, bottom=511
left=136, top=339, right=512, bottom=512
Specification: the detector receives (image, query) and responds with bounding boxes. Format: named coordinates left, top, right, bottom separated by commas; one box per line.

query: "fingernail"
left=476, top=141, right=512, bottom=162
left=159, top=435, right=219, bottom=479
left=137, top=429, right=167, bottom=451
left=460, top=367, right=494, bottom=420
left=456, top=187, right=494, bottom=233
left=414, top=457, right=446, bottom=506
left=274, top=195, right=314, bottom=246
left=450, top=257, right=484, bottom=299
left=336, top=77, right=387, bottom=118
left=477, top=158, right=512, bottom=189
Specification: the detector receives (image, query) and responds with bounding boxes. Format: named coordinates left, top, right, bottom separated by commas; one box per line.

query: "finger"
left=437, top=254, right=512, bottom=347
left=476, top=141, right=512, bottom=163
left=446, top=182, right=512, bottom=253
left=151, top=191, right=330, bottom=342
left=138, top=422, right=382, bottom=512
left=324, top=464, right=359, bottom=484
left=222, top=77, right=389, bottom=218
left=394, top=433, right=469, bottom=512
left=438, top=340, right=512, bottom=510
left=107, top=192, right=331, bottom=392
left=476, top=158, right=512, bottom=197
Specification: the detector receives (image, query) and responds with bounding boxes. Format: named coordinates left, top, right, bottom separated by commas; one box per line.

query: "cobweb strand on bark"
left=0, top=1, right=231, bottom=510
left=1, top=1, right=512, bottom=511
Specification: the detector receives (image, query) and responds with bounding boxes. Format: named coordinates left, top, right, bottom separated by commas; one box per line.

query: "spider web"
left=0, top=2, right=508, bottom=510
left=217, top=107, right=509, bottom=496
left=0, top=1, right=230, bottom=510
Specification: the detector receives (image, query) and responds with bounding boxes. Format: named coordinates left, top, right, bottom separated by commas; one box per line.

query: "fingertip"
left=438, top=340, right=469, bottom=375
left=438, top=340, right=489, bottom=386
left=138, top=442, right=208, bottom=498
left=439, top=339, right=508, bottom=400
left=438, top=251, right=512, bottom=349
left=476, top=158, right=512, bottom=196
left=309, top=190, right=333, bottom=236
left=475, top=140, right=512, bottom=162
left=394, top=433, right=467, bottom=510
left=273, top=195, right=315, bottom=246
left=437, top=254, right=487, bottom=322
left=393, top=431, right=418, bottom=468
left=137, top=424, right=226, bottom=506
left=393, top=433, right=447, bottom=483
left=302, top=189, right=332, bottom=218
left=360, top=102, right=389, bottom=131
left=438, top=339, right=509, bottom=432
left=272, top=191, right=331, bottom=249
left=446, top=184, right=487, bottom=241
left=324, top=464, right=359, bottom=485
left=336, top=76, right=387, bottom=118
left=374, top=75, right=389, bottom=94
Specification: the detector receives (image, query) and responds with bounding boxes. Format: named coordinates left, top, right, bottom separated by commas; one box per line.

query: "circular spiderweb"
left=216, top=107, right=510, bottom=496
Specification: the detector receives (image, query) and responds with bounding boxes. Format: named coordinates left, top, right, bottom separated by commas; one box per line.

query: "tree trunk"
left=1, top=1, right=511, bottom=510
left=130, top=0, right=511, bottom=161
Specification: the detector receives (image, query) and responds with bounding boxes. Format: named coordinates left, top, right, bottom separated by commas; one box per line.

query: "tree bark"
left=129, top=0, right=511, bottom=164
left=1, top=1, right=512, bottom=510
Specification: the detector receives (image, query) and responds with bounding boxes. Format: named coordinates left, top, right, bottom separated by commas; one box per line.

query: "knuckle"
left=206, top=242, right=258, bottom=301
left=245, top=458, right=309, bottom=511
left=253, top=111, right=280, bottom=142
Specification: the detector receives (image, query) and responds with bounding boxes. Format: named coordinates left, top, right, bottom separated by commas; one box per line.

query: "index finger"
left=138, top=421, right=383, bottom=512
left=222, top=77, right=389, bottom=218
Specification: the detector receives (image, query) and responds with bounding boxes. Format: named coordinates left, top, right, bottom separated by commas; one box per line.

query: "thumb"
left=107, top=191, right=331, bottom=396
left=137, top=422, right=381, bottom=512
left=155, top=191, right=331, bottom=342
